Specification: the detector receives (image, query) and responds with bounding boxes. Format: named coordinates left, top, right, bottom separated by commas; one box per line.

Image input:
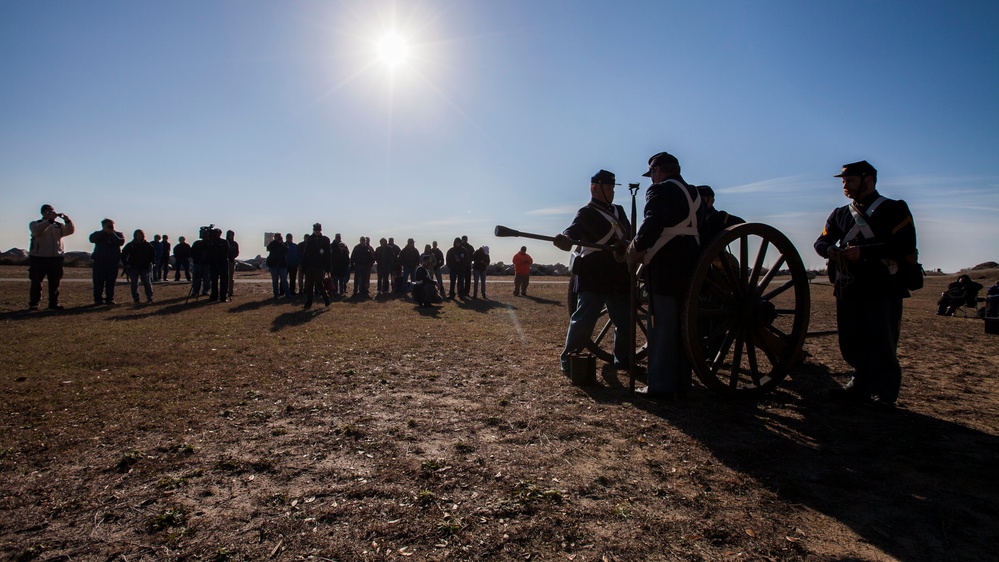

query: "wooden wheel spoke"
left=709, top=330, right=737, bottom=375
left=739, top=236, right=750, bottom=286
left=728, top=332, right=745, bottom=388
left=703, top=275, right=737, bottom=305
left=745, top=333, right=763, bottom=386
left=748, top=239, right=770, bottom=291
left=756, top=254, right=788, bottom=295
left=761, top=278, right=796, bottom=302
left=592, top=319, right=612, bottom=346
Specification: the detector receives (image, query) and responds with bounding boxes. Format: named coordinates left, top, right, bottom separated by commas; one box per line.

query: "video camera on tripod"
left=199, top=224, right=220, bottom=239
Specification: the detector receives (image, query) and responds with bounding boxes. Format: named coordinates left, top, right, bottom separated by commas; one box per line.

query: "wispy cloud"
left=719, top=175, right=823, bottom=195
left=527, top=206, right=577, bottom=216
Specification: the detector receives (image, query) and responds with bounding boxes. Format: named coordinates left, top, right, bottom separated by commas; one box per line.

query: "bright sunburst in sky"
left=375, top=32, right=410, bottom=67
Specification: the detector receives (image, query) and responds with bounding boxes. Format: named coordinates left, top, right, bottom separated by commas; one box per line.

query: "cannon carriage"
left=497, top=221, right=811, bottom=398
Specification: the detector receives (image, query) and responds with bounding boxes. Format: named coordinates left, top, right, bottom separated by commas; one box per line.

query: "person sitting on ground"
left=985, top=280, right=999, bottom=318
left=936, top=274, right=983, bottom=316
left=412, top=253, right=442, bottom=307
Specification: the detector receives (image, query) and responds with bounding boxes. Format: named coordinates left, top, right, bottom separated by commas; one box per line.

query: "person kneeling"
left=412, top=254, right=442, bottom=307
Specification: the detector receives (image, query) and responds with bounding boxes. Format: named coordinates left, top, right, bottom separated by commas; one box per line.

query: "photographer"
left=28, top=204, right=75, bottom=311
left=89, top=218, right=125, bottom=306
left=206, top=228, right=230, bottom=302
left=190, top=227, right=212, bottom=297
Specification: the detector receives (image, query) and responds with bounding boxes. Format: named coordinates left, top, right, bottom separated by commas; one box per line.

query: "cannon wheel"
left=681, top=223, right=810, bottom=398
left=567, top=268, right=649, bottom=364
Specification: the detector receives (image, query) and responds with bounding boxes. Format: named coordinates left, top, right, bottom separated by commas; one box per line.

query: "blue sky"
left=2, top=0, right=997, bottom=272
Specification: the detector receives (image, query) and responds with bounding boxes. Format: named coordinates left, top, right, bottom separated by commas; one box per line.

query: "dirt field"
left=1, top=266, right=997, bottom=561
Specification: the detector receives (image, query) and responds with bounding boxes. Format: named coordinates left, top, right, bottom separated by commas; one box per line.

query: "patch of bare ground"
left=1, top=267, right=996, bottom=561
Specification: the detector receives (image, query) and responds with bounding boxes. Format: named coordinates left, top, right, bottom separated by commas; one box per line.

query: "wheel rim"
left=682, top=223, right=810, bottom=397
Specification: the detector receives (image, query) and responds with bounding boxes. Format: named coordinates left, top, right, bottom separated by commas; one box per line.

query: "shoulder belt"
left=843, top=196, right=887, bottom=243
left=572, top=204, right=628, bottom=260
left=643, top=180, right=700, bottom=265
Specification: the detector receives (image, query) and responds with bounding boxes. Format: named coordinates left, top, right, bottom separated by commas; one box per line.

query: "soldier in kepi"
left=553, top=169, right=633, bottom=376
left=814, top=160, right=918, bottom=408
left=627, top=152, right=702, bottom=401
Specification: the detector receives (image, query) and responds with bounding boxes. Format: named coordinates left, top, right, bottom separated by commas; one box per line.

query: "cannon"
left=496, top=221, right=811, bottom=398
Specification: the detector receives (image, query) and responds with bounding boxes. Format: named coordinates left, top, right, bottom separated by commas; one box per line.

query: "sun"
left=376, top=32, right=410, bottom=68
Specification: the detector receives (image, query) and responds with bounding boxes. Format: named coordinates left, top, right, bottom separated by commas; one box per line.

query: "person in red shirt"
left=512, top=246, right=533, bottom=296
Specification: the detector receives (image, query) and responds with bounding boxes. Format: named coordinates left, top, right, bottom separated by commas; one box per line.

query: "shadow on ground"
left=587, top=360, right=999, bottom=561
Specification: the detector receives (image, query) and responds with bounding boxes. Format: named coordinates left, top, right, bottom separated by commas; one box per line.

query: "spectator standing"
left=297, top=235, right=308, bottom=295
left=446, top=237, right=469, bottom=299
left=89, top=218, right=125, bottom=306
left=331, top=233, right=351, bottom=296
left=150, top=235, right=163, bottom=282
left=399, top=238, right=421, bottom=290
left=159, top=235, right=172, bottom=282
left=512, top=246, right=533, bottom=296
left=190, top=229, right=211, bottom=297
left=460, top=235, right=474, bottom=298
left=285, top=233, right=300, bottom=296
left=431, top=241, right=446, bottom=297
left=173, top=236, right=191, bottom=281
left=121, top=229, right=156, bottom=304
left=387, top=237, right=402, bottom=292
left=301, top=223, right=332, bottom=309
left=351, top=236, right=374, bottom=297
left=375, top=238, right=394, bottom=295
left=554, top=169, right=633, bottom=376
left=207, top=228, right=230, bottom=302
left=226, top=230, right=239, bottom=297
left=28, top=204, right=75, bottom=311
left=266, top=233, right=289, bottom=298
left=472, top=245, right=490, bottom=299
left=814, top=160, right=918, bottom=407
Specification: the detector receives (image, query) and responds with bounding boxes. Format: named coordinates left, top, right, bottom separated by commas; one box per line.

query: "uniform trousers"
left=561, top=291, right=632, bottom=373
left=836, top=297, right=903, bottom=403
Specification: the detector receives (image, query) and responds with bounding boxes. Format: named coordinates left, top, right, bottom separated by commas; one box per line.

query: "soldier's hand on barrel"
left=552, top=234, right=573, bottom=251
left=625, top=240, right=644, bottom=269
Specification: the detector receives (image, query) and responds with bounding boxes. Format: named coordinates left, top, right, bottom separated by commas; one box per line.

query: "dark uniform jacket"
left=563, top=199, right=631, bottom=295
left=814, top=191, right=917, bottom=301
left=633, top=174, right=701, bottom=297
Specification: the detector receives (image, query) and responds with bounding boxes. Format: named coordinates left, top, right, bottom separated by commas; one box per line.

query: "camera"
left=199, top=224, right=216, bottom=239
